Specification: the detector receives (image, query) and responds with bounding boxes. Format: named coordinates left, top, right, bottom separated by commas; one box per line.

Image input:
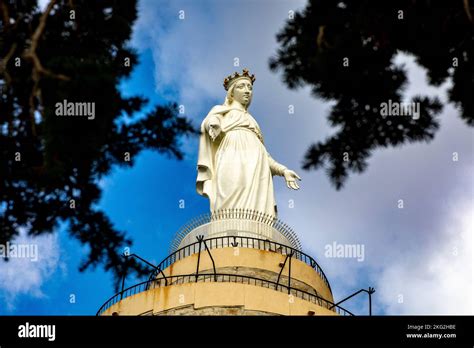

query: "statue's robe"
left=196, top=105, right=287, bottom=217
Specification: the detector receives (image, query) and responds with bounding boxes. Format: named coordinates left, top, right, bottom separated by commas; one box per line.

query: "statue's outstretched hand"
left=283, top=169, right=301, bottom=190
left=209, top=123, right=221, bottom=141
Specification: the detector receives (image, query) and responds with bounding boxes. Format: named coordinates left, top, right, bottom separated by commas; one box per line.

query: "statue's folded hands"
left=205, top=115, right=222, bottom=141
left=209, top=123, right=221, bottom=141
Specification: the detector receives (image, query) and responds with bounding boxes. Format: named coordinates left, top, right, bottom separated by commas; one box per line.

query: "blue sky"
left=1, top=0, right=472, bottom=315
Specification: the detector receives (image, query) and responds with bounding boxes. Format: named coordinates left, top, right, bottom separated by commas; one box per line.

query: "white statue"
left=196, top=69, right=301, bottom=217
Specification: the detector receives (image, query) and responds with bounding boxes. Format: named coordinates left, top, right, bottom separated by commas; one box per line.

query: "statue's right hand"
left=209, top=124, right=221, bottom=141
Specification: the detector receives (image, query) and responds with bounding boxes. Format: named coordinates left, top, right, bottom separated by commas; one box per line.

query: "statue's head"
left=223, top=69, right=256, bottom=109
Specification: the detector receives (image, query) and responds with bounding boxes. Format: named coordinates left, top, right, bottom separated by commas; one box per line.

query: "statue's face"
left=232, top=78, right=253, bottom=106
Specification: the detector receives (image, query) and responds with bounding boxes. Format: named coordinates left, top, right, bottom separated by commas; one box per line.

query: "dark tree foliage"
left=0, top=0, right=197, bottom=288
left=270, top=0, right=473, bottom=189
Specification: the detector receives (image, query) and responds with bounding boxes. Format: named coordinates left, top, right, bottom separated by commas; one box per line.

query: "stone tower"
left=97, top=209, right=352, bottom=316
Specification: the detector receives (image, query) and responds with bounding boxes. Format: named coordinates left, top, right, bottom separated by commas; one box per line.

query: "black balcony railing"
left=149, top=235, right=332, bottom=294
left=96, top=273, right=354, bottom=317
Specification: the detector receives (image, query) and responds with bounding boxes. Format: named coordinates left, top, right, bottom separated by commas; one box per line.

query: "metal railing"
left=169, top=209, right=302, bottom=253
left=96, top=273, right=353, bottom=316
left=149, top=235, right=332, bottom=294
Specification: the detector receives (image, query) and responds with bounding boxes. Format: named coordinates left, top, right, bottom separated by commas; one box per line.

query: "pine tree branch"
left=0, top=0, right=10, bottom=29
left=23, top=0, right=70, bottom=81
left=21, top=0, right=70, bottom=136
left=464, top=0, right=473, bottom=22
left=0, top=42, right=16, bottom=84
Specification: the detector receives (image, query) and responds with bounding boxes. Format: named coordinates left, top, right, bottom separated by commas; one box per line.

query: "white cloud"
left=375, top=182, right=473, bottom=314
left=0, top=228, right=62, bottom=311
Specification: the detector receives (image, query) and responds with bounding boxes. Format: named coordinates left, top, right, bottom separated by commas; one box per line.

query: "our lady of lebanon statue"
left=196, top=69, right=301, bottom=217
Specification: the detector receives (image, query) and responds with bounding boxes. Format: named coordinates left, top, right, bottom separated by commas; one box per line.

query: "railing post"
left=195, top=235, right=203, bottom=282
left=368, top=287, right=375, bottom=316
left=275, top=253, right=290, bottom=290
left=128, top=253, right=168, bottom=286
left=120, top=267, right=126, bottom=300
left=329, top=287, right=375, bottom=315
left=287, top=252, right=293, bottom=294
left=202, top=239, right=217, bottom=281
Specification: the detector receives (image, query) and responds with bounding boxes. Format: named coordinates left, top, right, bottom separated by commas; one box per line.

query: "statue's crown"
left=223, top=68, right=256, bottom=91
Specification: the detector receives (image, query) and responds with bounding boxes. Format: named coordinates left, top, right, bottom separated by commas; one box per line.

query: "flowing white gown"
left=196, top=106, right=286, bottom=217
